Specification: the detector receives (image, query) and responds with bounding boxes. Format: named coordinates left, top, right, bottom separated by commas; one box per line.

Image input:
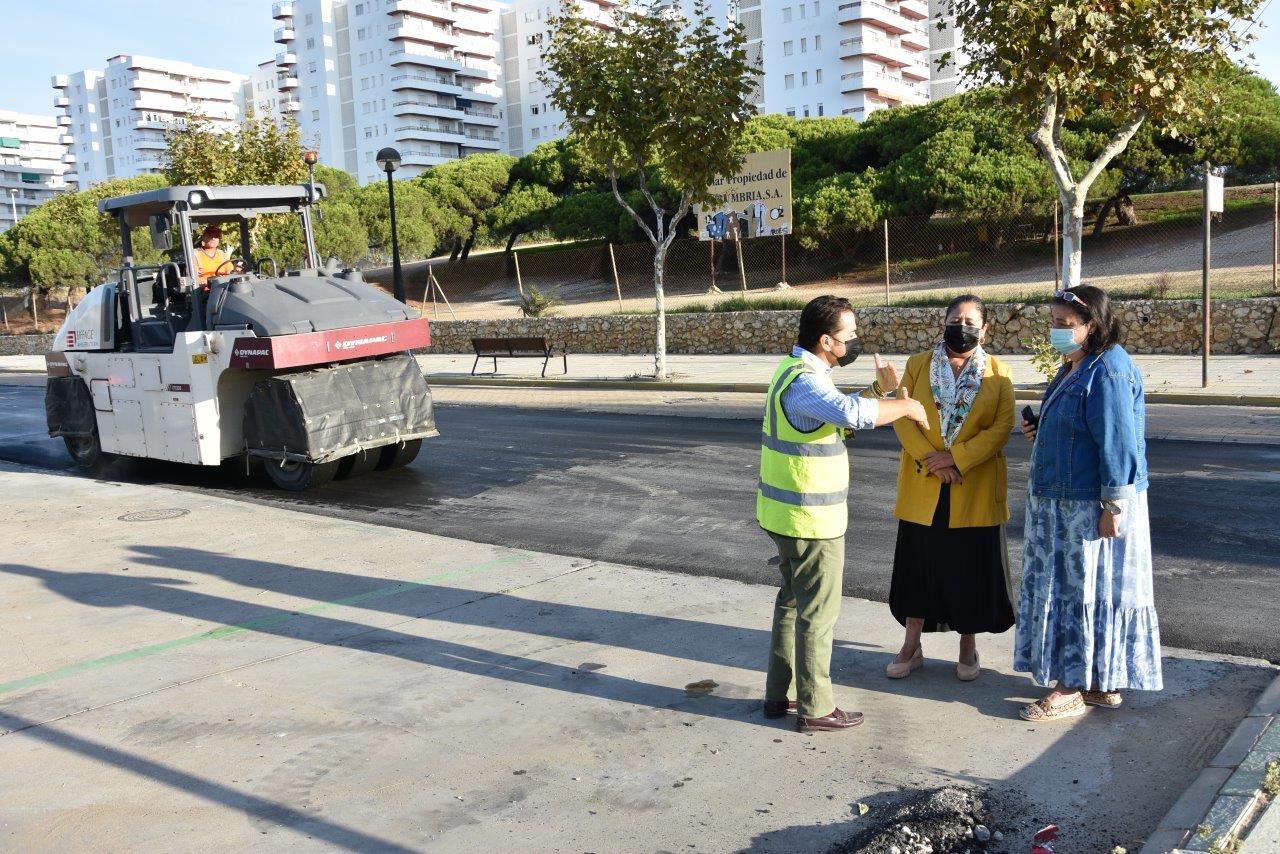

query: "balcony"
left=899, top=0, right=927, bottom=19
left=135, top=134, right=167, bottom=150
left=58, top=134, right=74, bottom=145
left=840, top=69, right=927, bottom=103
left=393, top=98, right=464, bottom=119
left=458, top=83, right=499, bottom=103
left=62, top=152, right=77, bottom=164
left=391, top=71, right=458, bottom=91
left=135, top=118, right=171, bottom=130
left=283, top=99, right=302, bottom=112
left=839, top=35, right=921, bottom=67
left=901, top=61, right=929, bottom=81
left=461, top=106, right=501, bottom=125
left=462, top=131, right=501, bottom=149
left=395, top=122, right=467, bottom=144
left=389, top=47, right=462, bottom=71
left=274, top=26, right=296, bottom=43
left=836, top=1, right=911, bottom=34
left=54, top=95, right=70, bottom=108
left=456, top=61, right=497, bottom=81
left=400, top=148, right=457, bottom=167
left=276, top=51, right=298, bottom=66
left=389, top=20, right=461, bottom=47
left=455, top=34, right=498, bottom=57
left=900, top=26, right=930, bottom=50
left=389, top=0, right=457, bottom=22
left=57, top=115, right=72, bottom=127
left=272, top=1, right=294, bottom=18
left=52, top=74, right=69, bottom=89
left=278, top=76, right=300, bottom=90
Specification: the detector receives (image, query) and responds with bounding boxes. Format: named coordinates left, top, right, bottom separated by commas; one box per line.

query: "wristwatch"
left=1100, top=499, right=1125, bottom=515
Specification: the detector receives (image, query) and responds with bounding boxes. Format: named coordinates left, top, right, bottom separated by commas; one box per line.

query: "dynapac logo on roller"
left=235, top=348, right=272, bottom=357
left=336, top=335, right=389, bottom=350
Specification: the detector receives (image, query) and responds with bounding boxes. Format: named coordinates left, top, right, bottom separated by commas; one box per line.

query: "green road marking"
left=0, top=554, right=527, bottom=697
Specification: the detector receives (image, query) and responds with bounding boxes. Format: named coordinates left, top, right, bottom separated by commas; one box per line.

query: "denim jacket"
left=1030, top=344, right=1148, bottom=501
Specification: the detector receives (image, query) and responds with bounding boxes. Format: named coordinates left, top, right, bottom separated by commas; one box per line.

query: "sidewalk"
left=2, top=352, right=1276, bottom=404
left=0, top=461, right=1275, bottom=852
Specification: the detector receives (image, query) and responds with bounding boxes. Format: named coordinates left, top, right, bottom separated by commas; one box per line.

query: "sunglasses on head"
left=1054, top=290, right=1086, bottom=307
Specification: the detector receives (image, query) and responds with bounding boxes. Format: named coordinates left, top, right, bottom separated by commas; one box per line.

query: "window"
left=817, top=103, right=824, bottom=116
left=782, top=40, right=793, bottom=56
left=801, top=71, right=808, bottom=86
left=786, top=107, right=795, bottom=117
left=312, top=85, right=320, bottom=97
left=815, top=68, right=823, bottom=84
left=784, top=74, right=794, bottom=90
left=531, top=127, right=541, bottom=139
left=312, top=109, right=320, bottom=120
left=305, top=13, right=313, bottom=24
left=357, top=27, right=367, bottom=39
left=803, top=105, right=810, bottom=117
left=527, top=33, right=543, bottom=45
left=782, top=6, right=792, bottom=21
left=814, top=1, right=820, bottom=13
left=528, top=81, right=538, bottom=93
left=528, top=57, right=538, bottom=70
left=309, top=62, right=317, bottom=74
left=814, top=35, right=821, bottom=50
left=799, top=4, right=806, bottom=17
left=531, top=105, right=540, bottom=115
left=800, top=37, right=807, bottom=53
left=307, top=38, right=316, bottom=49
left=355, top=3, right=364, bottom=13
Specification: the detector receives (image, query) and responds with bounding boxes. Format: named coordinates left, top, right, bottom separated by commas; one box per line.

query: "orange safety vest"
left=194, top=248, right=231, bottom=285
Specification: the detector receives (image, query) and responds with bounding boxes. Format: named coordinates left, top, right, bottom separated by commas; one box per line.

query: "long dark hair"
left=1052, top=285, right=1122, bottom=353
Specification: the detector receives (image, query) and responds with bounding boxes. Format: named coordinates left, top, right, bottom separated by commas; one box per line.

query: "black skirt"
left=889, top=484, right=1015, bottom=634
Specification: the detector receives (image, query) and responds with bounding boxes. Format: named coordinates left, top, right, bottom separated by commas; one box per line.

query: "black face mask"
left=943, top=323, right=981, bottom=354
left=836, top=336, right=863, bottom=367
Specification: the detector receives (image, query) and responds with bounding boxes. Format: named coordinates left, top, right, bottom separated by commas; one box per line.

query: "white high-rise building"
left=53, top=55, right=245, bottom=187
left=499, top=0, right=617, bottom=157
left=0, top=110, right=69, bottom=232
left=274, top=0, right=505, bottom=184
left=242, top=60, right=287, bottom=121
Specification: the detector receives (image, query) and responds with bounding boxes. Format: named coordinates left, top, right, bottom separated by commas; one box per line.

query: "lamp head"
left=375, top=147, right=401, bottom=173
left=303, top=150, right=319, bottom=166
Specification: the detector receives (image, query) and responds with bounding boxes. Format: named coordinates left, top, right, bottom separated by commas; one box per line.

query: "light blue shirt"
left=779, top=346, right=880, bottom=432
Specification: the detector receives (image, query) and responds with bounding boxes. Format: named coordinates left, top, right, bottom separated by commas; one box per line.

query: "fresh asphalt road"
left=1, top=381, right=1277, bottom=664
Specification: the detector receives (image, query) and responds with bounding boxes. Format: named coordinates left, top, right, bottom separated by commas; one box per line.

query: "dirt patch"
left=827, top=786, right=1023, bottom=854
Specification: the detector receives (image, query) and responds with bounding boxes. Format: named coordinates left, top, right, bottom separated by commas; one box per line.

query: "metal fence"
left=382, top=182, right=1280, bottom=320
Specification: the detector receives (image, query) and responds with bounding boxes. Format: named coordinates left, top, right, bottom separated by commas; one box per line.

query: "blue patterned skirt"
left=1013, top=490, right=1163, bottom=692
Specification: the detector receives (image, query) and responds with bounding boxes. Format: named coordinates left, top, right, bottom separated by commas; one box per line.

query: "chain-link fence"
left=380, top=182, right=1280, bottom=321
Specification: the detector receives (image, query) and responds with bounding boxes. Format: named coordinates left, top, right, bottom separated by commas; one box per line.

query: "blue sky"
left=2, top=0, right=1278, bottom=116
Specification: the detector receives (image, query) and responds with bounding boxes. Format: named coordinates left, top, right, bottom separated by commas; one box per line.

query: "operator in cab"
left=193, top=226, right=240, bottom=288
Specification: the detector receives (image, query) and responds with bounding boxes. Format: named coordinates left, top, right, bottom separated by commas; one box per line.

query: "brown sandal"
left=1019, top=693, right=1087, bottom=722
left=1082, top=690, right=1123, bottom=708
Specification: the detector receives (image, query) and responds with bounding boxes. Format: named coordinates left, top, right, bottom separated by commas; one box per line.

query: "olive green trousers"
left=765, top=532, right=845, bottom=719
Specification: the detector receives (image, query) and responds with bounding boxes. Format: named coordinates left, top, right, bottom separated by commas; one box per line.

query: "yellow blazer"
left=893, top=350, right=1015, bottom=528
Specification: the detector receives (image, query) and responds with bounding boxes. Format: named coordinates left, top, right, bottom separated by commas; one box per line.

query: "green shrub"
left=519, top=286, right=564, bottom=317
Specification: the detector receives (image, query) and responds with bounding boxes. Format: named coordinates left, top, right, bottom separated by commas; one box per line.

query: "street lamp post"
left=302, top=149, right=320, bottom=269
left=376, top=147, right=405, bottom=303
left=7, top=189, right=17, bottom=228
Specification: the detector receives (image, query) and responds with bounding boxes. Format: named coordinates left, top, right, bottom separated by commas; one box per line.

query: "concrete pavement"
left=0, top=461, right=1275, bottom=852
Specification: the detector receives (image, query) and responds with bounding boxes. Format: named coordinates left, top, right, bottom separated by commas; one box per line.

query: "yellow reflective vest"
left=756, top=355, right=850, bottom=540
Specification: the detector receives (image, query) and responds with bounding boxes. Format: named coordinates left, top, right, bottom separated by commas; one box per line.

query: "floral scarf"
left=929, top=342, right=987, bottom=449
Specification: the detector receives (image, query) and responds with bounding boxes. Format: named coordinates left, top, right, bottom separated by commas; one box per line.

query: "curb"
left=1141, top=671, right=1280, bottom=853
left=3, top=367, right=1278, bottom=407
left=424, top=374, right=1280, bottom=407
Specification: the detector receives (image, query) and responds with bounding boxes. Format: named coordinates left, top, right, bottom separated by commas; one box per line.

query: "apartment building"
left=273, top=0, right=505, bottom=184
left=926, top=0, right=963, bottom=101
left=0, top=110, right=69, bottom=232
left=242, top=60, right=288, bottom=121
left=53, top=55, right=244, bottom=187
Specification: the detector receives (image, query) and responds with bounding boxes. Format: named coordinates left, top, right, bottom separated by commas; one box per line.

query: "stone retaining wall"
left=3, top=299, right=1277, bottom=357
left=427, top=298, right=1280, bottom=356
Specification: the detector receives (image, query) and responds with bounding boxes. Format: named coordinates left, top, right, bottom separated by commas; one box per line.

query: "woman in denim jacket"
left=1014, top=285, right=1161, bottom=722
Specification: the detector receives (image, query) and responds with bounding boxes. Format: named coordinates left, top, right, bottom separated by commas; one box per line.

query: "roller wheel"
left=264, top=458, right=339, bottom=491
left=335, top=449, right=380, bottom=480
left=375, top=439, right=422, bottom=471
left=64, top=430, right=108, bottom=473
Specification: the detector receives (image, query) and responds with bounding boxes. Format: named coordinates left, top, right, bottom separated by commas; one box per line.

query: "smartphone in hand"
left=1021, top=404, right=1039, bottom=426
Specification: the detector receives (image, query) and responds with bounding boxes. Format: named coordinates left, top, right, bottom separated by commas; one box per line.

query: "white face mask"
left=1049, top=326, right=1083, bottom=356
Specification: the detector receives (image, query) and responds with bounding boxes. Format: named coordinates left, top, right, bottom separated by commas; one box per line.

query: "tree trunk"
left=653, top=245, right=668, bottom=380
left=1091, top=195, right=1120, bottom=237
left=1061, top=196, right=1085, bottom=289
left=460, top=224, right=478, bottom=261
left=448, top=236, right=462, bottom=262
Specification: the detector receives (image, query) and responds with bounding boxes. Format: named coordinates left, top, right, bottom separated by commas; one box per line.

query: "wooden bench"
left=470, top=336, right=568, bottom=377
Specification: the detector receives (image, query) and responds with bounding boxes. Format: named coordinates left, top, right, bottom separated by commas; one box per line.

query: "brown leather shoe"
left=763, top=699, right=798, bottom=719
left=798, top=707, right=864, bottom=733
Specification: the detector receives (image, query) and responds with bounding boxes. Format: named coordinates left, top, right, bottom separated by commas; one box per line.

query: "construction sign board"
left=694, top=148, right=792, bottom=240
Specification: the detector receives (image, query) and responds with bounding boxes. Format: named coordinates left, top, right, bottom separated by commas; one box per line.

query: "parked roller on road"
left=44, top=184, right=439, bottom=490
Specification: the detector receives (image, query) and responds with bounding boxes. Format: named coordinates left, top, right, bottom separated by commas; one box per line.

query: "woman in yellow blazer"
left=886, top=294, right=1016, bottom=682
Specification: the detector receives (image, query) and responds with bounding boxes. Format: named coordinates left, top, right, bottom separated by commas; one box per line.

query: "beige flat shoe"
left=1018, top=693, right=1087, bottom=722
left=956, top=652, right=980, bottom=682
left=886, top=645, right=923, bottom=679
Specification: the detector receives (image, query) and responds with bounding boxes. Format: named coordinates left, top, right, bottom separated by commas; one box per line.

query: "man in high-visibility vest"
left=758, top=295, right=928, bottom=733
